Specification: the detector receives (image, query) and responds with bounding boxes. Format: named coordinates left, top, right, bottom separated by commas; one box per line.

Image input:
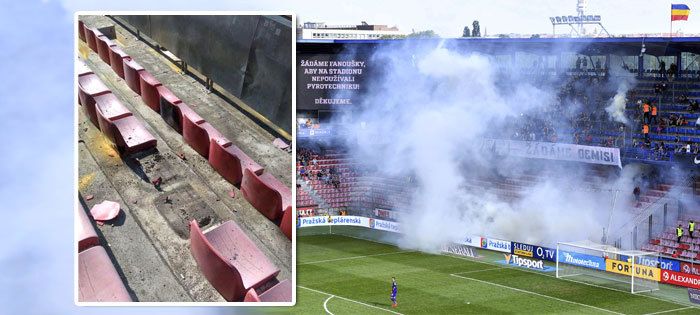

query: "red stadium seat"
left=208, top=138, right=264, bottom=185
left=122, top=58, right=145, bottom=94
left=110, top=116, right=157, bottom=155
left=78, top=20, right=86, bottom=42
left=108, top=46, right=129, bottom=79
left=244, top=279, right=292, bottom=302
left=78, top=246, right=132, bottom=302
left=77, top=203, right=99, bottom=252
left=240, top=169, right=291, bottom=221
left=279, top=205, right=293, bottom=240
left=78, top=74, right=110, bottom=127
left=189, top=220, right=279, bottom=301
left=94, top=93, right=133, bottom=141
left=85, top=27, right=99, bottom=52
left=182, top=110, right=226, bottom=158
left=138, top=71, right=163, bottom=112
left=96, top=36, right=116, bottom=65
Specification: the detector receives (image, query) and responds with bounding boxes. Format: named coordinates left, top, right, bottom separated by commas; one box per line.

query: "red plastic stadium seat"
left=209, top=138, right=264, bottom=185
left=96, top=36, right=116, bottom=65
left=110, top=116, right=157, bottom=155
left=279, top=205, right=293, bottom=240
left=244, top=279, right=292, bottom=302
left=189, top=220, right=280, bottom=302
left=85, top=27, right=99, bottom=52
left=138, top=71, right=163, bottom=112
left=78, top=20, right=86, bottom=42
left=122, top=58, right=145, bottom=94
left=94, top=93, right=133, bottom=141
left=182, top=111, right=225, bottom=158
left=240, top=169, right=291, bottom=221
left=78, top=246, right=132, bottom=302
left=77, top=203, right=99, bottom=252
left=157, top=87, right=184, bottom=132
left=78, top=74, right=110, bottom=126
left=108, top=46, right=129, bottom=79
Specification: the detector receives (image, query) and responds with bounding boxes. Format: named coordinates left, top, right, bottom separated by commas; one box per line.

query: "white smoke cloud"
left=335, top=40, right=641, bottom=252
left=605, top=80, right=633, bottom=125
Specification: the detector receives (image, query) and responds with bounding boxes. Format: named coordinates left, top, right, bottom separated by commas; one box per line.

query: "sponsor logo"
left=606, top=259, right=660, bottom=281
left=372, top=219, right=400, bottom=233
left=681, top=262, right=700, bottom=276
left=480, top=238, right=488, bottom=249
left=299, top=217, right=326, bottom=226
left=461, top=236, right=481, bottom=247
left=661, top=270, right=700, bottom=289
left=512, top=242, right=534, bottom=257
left=558, top=251, right=606, bottom=271
left=636, top=256, right=680, bottom=272
left=505, top=254, right=545, bottom=270
left=689, top=288, right=700, bottom=304
left=485, top=238, right=511, bottom=253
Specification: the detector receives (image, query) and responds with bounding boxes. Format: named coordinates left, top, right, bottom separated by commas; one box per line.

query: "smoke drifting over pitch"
left=333, top=40, right=642, bottom=252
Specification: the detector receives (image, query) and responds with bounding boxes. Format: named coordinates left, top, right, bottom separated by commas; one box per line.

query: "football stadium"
left=293, top=7, right=700, bottom=315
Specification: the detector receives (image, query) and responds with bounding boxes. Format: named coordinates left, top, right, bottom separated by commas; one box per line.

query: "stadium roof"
left=298, top=37, right=700, bottom=56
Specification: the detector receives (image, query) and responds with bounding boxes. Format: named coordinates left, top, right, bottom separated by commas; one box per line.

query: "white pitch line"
left=452, top=267, right=505, bottom=275
left=323, top=296, right=335, bottom=315
left=450, top=273, right=624, bottom=315
left=299, top=285, right=403, bottom=315
left=643, top=306, right=694, bottom=315
left=299, top=250, right=414, bottom=265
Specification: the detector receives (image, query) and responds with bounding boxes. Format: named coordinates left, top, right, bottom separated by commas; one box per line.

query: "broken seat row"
left=78, top=20, right=292, bottom=302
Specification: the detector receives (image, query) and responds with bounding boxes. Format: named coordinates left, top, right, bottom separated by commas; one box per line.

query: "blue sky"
left=59, top=0, right=700, bottom=37
left=2, top=0, right=699, bottom=314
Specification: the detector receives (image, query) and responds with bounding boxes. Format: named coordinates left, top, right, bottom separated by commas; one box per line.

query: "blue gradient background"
left=0, top=1, right=290, bottom=314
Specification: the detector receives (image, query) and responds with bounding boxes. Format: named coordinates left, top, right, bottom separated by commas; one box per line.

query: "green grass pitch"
left=274, top=227, right=700, bottom=314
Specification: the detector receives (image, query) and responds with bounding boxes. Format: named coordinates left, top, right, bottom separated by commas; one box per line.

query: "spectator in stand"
left=689, top=100, right=699, bottom=112
left=669, top=63, right=678, bottom=81
left=312, top=157, right=318, bottom=166
left=642, top=101, right=651, bottom=124
left=690, top=220, right=696, bottom=238
left=659, top=60, right=666, bottom=79
left=642, top=124, right=650, bottom=142
left=299, top=166, right=307, bottom=179
left=650, top=103, right=658, bottom=125
left=670, top=114, right=679, bottom=126
left=677, top=224, right=684, bottom=243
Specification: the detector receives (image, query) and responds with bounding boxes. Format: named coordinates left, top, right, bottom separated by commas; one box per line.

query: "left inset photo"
left=75, top=13, right=293, bottom=304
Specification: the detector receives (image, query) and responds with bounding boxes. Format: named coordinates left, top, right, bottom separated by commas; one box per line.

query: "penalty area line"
left=299, top=250, right=415, bottom=265
left=299, top=285, right=403, bottom=315
left=450, top=274, right=623, bottom=315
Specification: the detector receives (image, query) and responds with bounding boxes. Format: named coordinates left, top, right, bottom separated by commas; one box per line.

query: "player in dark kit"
left=390, top=277, right=398, bottom=308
